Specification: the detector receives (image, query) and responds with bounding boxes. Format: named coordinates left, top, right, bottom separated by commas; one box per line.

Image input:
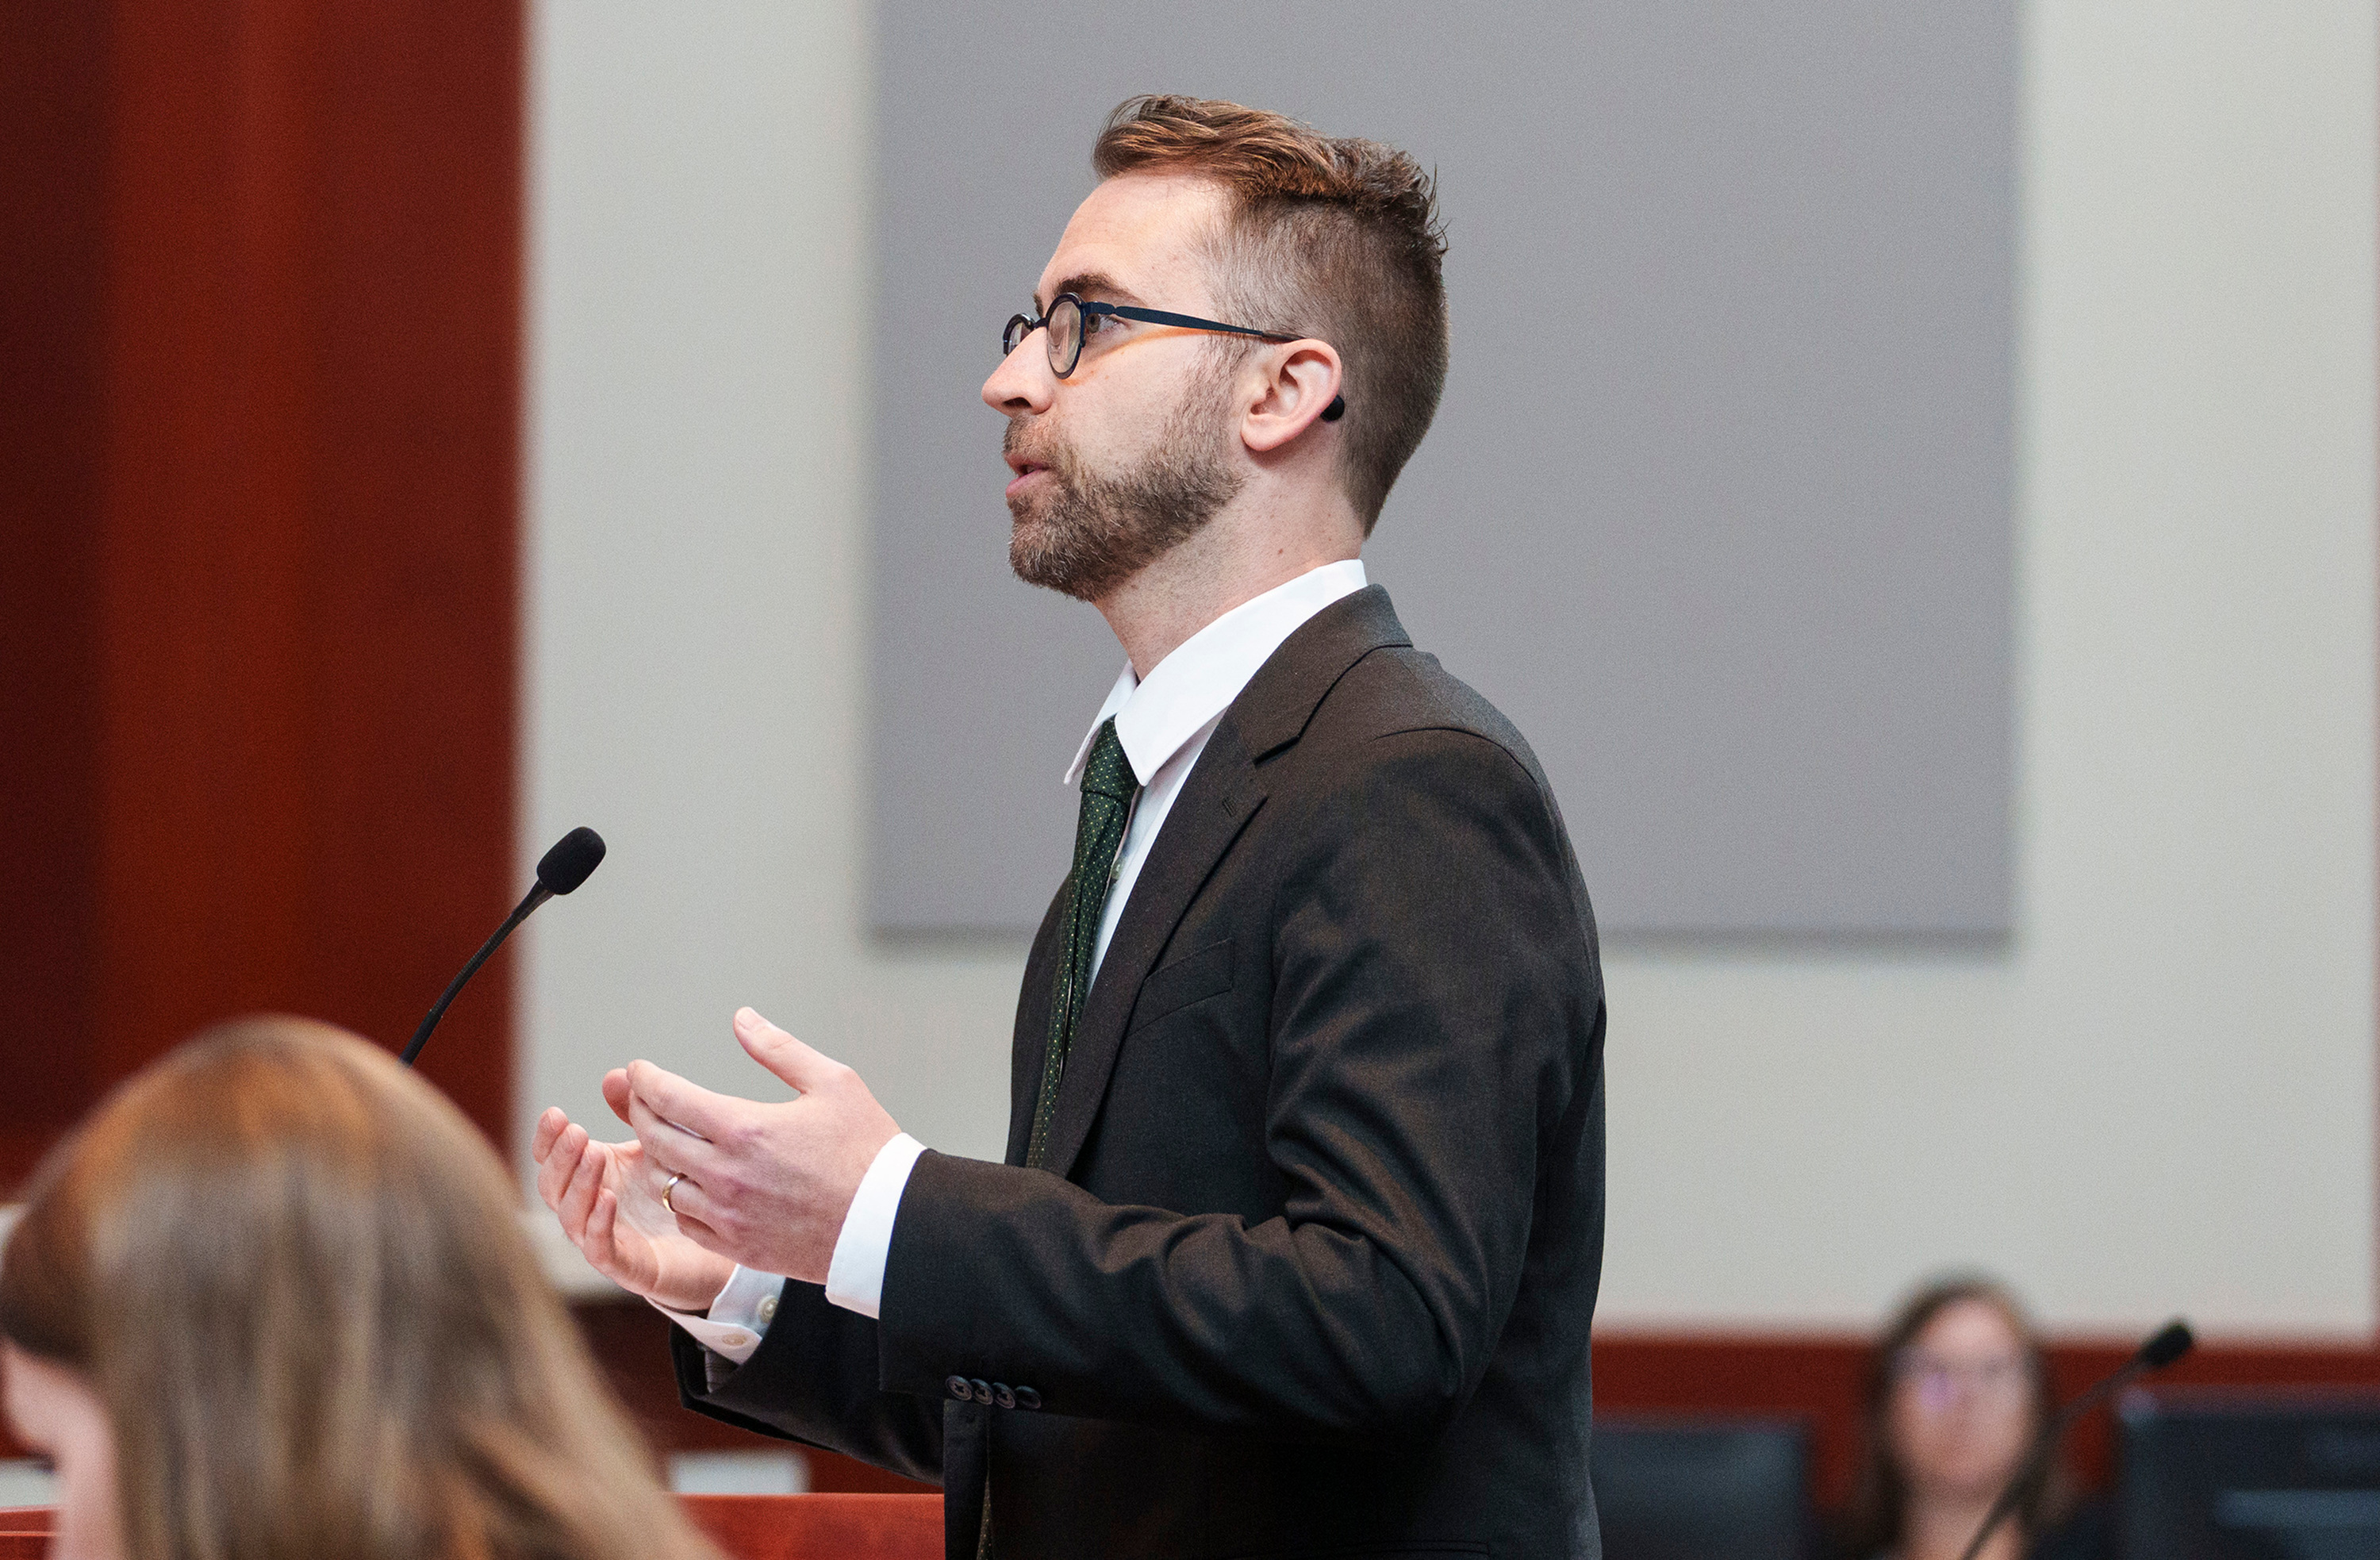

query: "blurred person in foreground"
left=0, top=1016, right=723, bottom=1560
left=1841, top=1277, right=2109, bottom=1560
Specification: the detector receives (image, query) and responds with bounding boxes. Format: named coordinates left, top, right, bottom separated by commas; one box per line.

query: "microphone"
left=400, top=827, right=606, bottom=1067
left=1955, top=1319, right=2194, bottom=1560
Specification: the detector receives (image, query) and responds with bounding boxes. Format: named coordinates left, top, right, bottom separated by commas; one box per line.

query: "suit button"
left=1015, top=1386, right=1041, bottom=1410
left=992, top=1383, right=1016, bottom=1409
left=969, top=1378, right=992, bottom=1404
left=946, top=1376, right=972, bottom=1401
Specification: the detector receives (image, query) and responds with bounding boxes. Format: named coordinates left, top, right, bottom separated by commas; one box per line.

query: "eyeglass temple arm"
left=1101, top=306, right=1345, bottom=420
left=1104, top=303, right=1293, bottom=341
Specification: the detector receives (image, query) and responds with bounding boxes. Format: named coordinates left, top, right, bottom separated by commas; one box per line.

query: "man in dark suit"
left=534, top=95, right=1606, bottom=1558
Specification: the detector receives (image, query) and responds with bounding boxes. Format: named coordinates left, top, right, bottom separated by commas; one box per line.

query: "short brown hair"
left=1844, top=1275, right=2072, bottom=1555
left=1094, top=94, right=1448, bottom=532
left=1, top=1017, right=724, bottom=1560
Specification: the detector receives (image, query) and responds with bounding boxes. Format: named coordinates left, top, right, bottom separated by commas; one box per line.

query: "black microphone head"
left=2139, top=1319, right=2194, bottom=1370
left=536, top=827, right=606, bottom=895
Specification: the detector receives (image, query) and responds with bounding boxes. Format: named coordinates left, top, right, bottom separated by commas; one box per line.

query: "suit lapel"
left=1005, top=882, right=1069, bottom=1167
left=1034, top=585, right=1414, bottom=1180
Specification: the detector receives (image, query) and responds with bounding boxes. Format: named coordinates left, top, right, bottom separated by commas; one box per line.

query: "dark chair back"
left=1593, top=1416, right=1812, bottom=1560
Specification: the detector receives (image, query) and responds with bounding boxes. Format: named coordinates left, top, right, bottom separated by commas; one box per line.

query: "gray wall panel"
left=868, top=1, right=2013, bottom=936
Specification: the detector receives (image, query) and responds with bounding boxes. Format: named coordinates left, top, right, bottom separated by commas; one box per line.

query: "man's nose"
left=983, top=336, right=1055, bottom=415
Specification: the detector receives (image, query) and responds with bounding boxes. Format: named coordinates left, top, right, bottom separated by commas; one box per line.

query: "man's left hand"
left=615, top=1006, right=900, bottom=1285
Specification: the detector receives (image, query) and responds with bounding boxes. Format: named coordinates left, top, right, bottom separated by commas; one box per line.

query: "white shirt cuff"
left=823, top=1132, right=927, bottom=1320
left=648, top=1262, right=785, bottom=1366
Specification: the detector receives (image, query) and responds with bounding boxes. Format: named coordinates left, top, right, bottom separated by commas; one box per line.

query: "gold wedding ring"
left=662, top=1171, right=685, bottom=1214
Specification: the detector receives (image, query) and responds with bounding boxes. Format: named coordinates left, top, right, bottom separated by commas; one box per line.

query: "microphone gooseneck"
left=1954, top=1318, right=2194, bottom=1560
left=401, top=827, right=608, bottom=1067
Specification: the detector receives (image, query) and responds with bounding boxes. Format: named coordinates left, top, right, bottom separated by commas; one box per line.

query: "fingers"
left=733, top=1006, right=846, bottom=1093
left=547, top=1135, right=643, bottom=1297
left=672, top=1204, right=728, bottom=1253
left=626, top=1085, right=721, bottom=1182
left=532, top=1106, right=569, bottom=1161
left=593, top=1182, right=732, bottom=1313
left=586, top=1188, right=634, bottom=1280
left=654, top=1164, right=689, bottom=1220
left=624, top=1059, right=733, bottom=1143
left=602, top=1068, right=631, bottom=1125
left=629, top=1162, right=725, bottom=1258
left=657, top=1166, right=714, bottom=1231
left=535, top=1120, right=588, bottom=1212
left=557, top=1133, right=609, bottom=1237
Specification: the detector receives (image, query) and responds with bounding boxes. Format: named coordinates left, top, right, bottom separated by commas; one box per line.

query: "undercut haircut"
left=1094, top=94, right=1449, bottom=532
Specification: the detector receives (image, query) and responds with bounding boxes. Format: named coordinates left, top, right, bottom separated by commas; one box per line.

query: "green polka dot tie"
left=1026, top=717, right=1139, bottom=1170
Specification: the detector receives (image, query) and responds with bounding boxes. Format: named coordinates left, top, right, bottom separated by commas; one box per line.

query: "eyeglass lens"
left=1894, top=1351, right=2025, bottom=1412
left=1001, top=297, right=1086, bottom=377
left=1046, top=297, right=1082, bottom=378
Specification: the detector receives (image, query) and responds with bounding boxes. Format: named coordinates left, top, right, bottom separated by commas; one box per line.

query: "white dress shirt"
left=658, top=559, right=1370, bottom=1362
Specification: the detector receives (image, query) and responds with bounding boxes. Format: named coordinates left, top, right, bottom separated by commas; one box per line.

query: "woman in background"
left=0, top=1016, right=726, bottom=1560
left=1842, top=1276, right=2108, bottom=1560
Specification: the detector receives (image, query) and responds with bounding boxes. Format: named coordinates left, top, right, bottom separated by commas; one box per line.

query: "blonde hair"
left=0, top=1016, right=724, bottom=1560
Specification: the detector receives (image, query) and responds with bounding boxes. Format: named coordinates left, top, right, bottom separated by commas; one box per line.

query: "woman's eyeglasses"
left=1893, top=1350, right=2029, bottom=1412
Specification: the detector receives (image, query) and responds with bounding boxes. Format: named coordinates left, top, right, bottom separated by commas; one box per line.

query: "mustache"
left=1003, top=418, right=1069, bottom=478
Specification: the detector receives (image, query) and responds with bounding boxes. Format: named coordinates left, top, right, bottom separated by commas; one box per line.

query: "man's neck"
left=1095, top=497, right=1365, bottom=678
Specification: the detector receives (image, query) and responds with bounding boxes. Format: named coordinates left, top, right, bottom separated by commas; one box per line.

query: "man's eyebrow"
left=1035, top=271, right=1141, bottom=312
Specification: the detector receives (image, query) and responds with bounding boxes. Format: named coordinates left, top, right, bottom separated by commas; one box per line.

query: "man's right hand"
left=533, top=1099, right=736, bottom=1313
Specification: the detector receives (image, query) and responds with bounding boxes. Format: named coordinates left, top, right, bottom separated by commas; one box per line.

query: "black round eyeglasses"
left=1001, top=293, right=1345, bottom=421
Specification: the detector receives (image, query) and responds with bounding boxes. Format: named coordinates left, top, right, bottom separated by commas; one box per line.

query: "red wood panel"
left=566, top=1300, right=2380, bottom=1512
left=0, top=0, right=521, bottom=1184
left=679, top=1494, right=941, bottom=1560
left=0, top=0, right=111, bottom=1190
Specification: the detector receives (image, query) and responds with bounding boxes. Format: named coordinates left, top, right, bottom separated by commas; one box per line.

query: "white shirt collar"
left=1064, top=559, right=1370, bottom=787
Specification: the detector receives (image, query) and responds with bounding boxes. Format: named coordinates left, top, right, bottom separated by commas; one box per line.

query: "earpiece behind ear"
left=1321, top=395, right=1345, bottom=422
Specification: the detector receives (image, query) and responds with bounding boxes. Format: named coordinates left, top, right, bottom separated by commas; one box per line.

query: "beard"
left=1004, top=358, right=1246, bottom=602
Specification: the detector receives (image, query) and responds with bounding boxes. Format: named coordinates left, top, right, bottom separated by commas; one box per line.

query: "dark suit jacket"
left=674, top=587, right=1607, bottom=1558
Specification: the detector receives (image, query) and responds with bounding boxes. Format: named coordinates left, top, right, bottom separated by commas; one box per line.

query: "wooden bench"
left=0, top=1493, right=943, bottom=1558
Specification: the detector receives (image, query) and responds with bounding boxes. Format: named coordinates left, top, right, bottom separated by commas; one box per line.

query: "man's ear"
left=1242, top=340, right=1344, bottom=454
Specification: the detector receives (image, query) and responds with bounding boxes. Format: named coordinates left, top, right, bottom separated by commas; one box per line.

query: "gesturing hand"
left=532, top=1101, right=737, bottom=1313
left=618, top=1007, right=901, bottom=1285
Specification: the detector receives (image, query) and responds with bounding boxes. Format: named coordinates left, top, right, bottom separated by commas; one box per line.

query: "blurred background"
left=3, top=0, right=2375, bottom=1541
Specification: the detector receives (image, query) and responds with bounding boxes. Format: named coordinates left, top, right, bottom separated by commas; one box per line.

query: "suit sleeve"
left=674, top=1277, right=946, bottom=1482
left=873, top=728, right=1598, bottom=1440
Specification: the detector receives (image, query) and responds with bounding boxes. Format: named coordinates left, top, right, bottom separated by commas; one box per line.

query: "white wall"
left=524, top=0, right=2377, bottom=1335
left=520, top=0, right=1024, bottom=1174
